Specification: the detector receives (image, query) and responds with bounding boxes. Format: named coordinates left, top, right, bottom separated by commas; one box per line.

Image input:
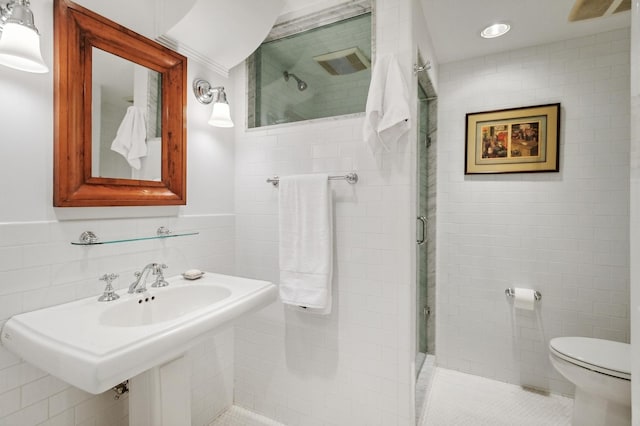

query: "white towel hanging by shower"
left=278, top=174, right=333, bottom=314
left=111, top=106, right=147, bottom=170
left=363, top=54, right=411, bottom=153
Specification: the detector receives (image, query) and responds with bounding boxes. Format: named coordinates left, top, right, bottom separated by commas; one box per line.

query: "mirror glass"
left=91, top=48, right=162, bottom=181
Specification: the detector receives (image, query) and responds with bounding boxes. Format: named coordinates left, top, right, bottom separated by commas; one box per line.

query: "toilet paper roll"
left=513, top=288, right=536, bottom=311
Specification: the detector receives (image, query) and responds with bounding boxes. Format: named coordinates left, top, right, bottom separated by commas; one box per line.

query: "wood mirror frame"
left=53, top=0, right=187, bottom=207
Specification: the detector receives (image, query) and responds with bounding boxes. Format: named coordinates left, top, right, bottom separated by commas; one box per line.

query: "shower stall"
left=415, top=66, right=437, bottom=423
left=247, top=9, right=372, bottom=128
left=416, top=75, right=437, bottom=369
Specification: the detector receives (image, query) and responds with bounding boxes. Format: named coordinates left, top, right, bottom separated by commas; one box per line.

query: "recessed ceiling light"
left=480, top=23, right=511, bottom=39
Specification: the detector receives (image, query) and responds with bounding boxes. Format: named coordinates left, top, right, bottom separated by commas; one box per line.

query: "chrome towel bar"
left=505, top=288, right=542, bottom=301
left=266, top=172, right=359, bottom=187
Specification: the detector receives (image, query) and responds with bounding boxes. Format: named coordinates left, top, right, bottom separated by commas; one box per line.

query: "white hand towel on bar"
left=363, top=54, right=411, bottom=153
left=278, top=174, right=333, bottom=314
left=111, top=106, right=147, bottom=170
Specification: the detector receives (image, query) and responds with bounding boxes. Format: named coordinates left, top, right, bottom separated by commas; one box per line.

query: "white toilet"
left=549, top=337, right=631, bottom=426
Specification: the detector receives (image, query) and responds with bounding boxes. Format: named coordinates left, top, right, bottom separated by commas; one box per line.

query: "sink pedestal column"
left=129, top=355, right=191, bottom=426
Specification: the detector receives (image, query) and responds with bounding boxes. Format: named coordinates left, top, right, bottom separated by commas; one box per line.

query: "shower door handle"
left=417, top=216, right=427, bottom=245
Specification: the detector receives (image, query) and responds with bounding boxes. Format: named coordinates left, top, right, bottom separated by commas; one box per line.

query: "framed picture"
left=465, top=103, right=560, bottom=174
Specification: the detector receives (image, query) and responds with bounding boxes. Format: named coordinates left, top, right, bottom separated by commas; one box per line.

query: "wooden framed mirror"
left=53, top=0, right=187, bottom=207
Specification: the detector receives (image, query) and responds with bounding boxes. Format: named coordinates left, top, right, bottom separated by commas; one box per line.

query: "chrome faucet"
left=128, top=263, right=158, bottom=294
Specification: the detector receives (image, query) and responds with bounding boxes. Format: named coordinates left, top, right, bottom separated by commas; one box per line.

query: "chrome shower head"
left=283, top=71, right=307, bottom=91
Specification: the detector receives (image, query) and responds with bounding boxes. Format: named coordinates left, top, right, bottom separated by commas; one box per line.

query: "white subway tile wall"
left=234, top=117, right=416, bottom=426
left=437, top=29, right=631, bottom=395
left=0, top=215, right=235, bottom=426
left=232, top=0, right=420, bottom=423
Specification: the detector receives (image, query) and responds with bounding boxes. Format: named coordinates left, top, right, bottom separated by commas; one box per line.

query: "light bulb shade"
left=0, top=23, right=48, bottom=73
left=208, top=102, right=234, bottom=127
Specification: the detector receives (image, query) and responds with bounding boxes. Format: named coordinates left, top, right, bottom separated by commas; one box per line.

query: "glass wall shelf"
left=71, top=228, right=199, bottom=246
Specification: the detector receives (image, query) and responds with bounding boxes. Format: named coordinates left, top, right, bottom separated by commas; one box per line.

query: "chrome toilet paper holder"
left=505, top=288, right=542, bottom=301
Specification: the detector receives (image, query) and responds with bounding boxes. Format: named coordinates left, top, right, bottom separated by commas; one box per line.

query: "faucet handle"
left=153, top=263, right=167, bottom=273
left=151, top=264, right=169, bottom=288
left=98, top=273, right=120, bottom=302
left=99, top=273, right=119, bottom=283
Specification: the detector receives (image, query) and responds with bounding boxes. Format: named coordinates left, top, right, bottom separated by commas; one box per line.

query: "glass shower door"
left=416, top=83, right=429, bottom=375
left=415, top=59, right=437, bottom=426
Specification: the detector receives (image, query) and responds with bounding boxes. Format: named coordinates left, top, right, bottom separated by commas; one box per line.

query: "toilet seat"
left=549, top=337, right=630, bottom=380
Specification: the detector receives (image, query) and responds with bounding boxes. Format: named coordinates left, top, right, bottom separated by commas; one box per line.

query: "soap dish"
left=182, top=269, right=204, bottom=280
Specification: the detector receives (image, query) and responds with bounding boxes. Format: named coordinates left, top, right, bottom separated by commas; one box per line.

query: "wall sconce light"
left=0, top=0, right=48, bottom=73
left=193, top=78, right=234, bottom=128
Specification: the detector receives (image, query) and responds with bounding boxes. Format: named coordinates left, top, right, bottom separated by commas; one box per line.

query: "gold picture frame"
left=465, top=103, right=560, bottom=174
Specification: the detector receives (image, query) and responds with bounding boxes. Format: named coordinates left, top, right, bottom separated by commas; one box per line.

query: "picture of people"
left=466, top=103, right=559, bottom=174
left=481, top=125, right=508, bottom=158
left=480, top=121, right=541, bottom=159
left=510, top=122, right=539, bottom=157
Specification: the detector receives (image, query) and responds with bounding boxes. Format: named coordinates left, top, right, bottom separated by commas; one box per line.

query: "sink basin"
left=100, top=285, right=232, bottom=327
left=1, top=272, right=276, bottom=394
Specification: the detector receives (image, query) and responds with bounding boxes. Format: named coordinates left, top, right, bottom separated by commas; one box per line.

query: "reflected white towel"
left=278, top=174, right=333, bottom=314
left=111, top=106, right=147, bottom=170
left=363, top=54, right=411, bottom=153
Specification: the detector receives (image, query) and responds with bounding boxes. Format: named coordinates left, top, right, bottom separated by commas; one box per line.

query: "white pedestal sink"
left=129, top=355, right=193, bottom=425
left=1, top=272, right=276, bottom=425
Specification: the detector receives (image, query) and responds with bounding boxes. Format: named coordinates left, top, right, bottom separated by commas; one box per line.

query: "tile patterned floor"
left=420, top=368, right=573, bottom=426
left=210, top=367, right=573, bottom=426
left=209, top=406, right=285, bottom=426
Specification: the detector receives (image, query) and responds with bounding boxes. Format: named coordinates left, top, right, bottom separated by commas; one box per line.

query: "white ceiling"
left=420, top=0, right=631, bottom=64
left=76, top=0, right=285, bottom=76
left=163, top=0, right=284, bottom=74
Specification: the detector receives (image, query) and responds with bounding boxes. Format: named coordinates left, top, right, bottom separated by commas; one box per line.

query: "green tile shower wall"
left=253, top=14, right=372, bottom=127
